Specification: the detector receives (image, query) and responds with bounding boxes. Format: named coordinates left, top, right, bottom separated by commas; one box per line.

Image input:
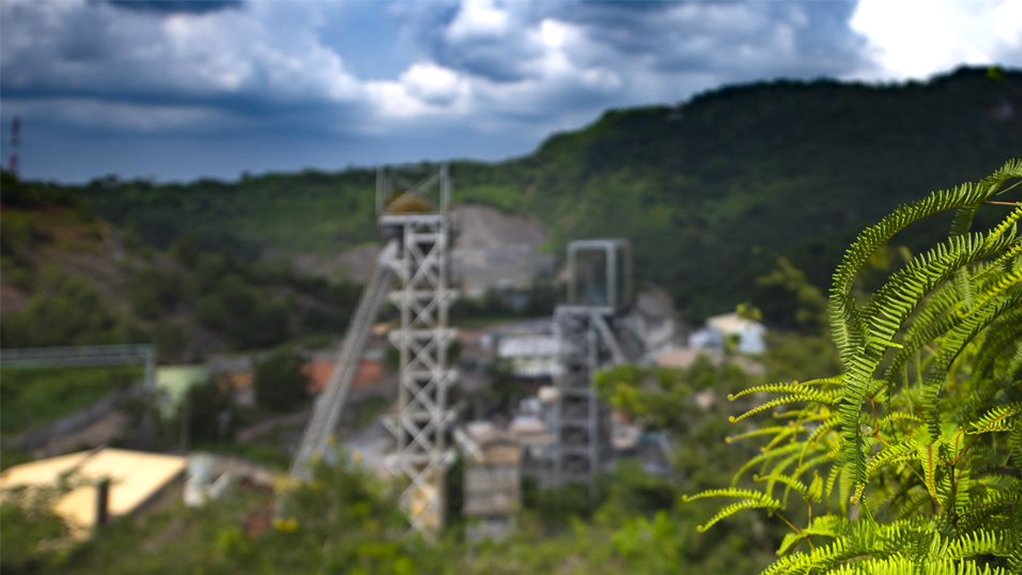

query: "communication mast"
left=7, top=116, right=21, bottom=176
left=553, top=240, right=631, bottom=492
left=379, top=165, right=458, bottom=536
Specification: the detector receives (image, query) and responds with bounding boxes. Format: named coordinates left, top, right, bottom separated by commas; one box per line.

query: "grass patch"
left=0, top=366, right=143, bottom=435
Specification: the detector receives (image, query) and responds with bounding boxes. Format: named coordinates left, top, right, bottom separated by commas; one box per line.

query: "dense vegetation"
left=688, top=161, right=1022, bottom=573
left=0, top=173, right=363, bottom=359
left=72, top=67, right=1022, bottom=321
left=0, top=366, right=142, bottom=435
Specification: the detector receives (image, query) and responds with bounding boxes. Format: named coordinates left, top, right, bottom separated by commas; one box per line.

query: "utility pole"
left=7, top=116, right=20, bottom=176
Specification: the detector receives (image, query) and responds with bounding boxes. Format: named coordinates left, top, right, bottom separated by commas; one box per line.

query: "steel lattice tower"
left=553, top=240, right=631, bottom=492
left=381, top=166, right=458, bottom=535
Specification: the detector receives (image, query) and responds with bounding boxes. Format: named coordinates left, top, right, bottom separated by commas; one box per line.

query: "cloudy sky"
left=1, top=0, right=1020, bottom=183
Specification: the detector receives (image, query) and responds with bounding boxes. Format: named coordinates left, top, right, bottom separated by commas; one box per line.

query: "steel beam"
left=382, top=166, right=458, bottom=536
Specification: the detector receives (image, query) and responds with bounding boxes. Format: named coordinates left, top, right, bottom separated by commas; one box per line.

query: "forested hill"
left=72, top=66, right=1022, bottom=321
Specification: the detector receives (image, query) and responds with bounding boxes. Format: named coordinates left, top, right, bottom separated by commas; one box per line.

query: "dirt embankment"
left=291, top=204, right=554, bottom=291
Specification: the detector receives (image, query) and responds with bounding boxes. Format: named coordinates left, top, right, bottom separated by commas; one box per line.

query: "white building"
left=497, top=335, right=562, bottom=380
left=631, top=286, right=678, bottom=356
left=689, top=312, right=766, bottom=355
left=458, top=421, right=522, bottom=543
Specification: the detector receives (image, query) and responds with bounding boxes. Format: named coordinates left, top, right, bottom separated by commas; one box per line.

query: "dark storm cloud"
left=0, top=0, right=878, bottom=181
left=3, top=0, right=1017, bottom=182
left=1, top=0, right=365, bottom=135
left=100, top=0, right=242, bottom=15
left=397, top=0, right=870, bottom=90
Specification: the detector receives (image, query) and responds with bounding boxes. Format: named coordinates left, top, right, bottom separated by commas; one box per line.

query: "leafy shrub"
left=686, top=159, right=1022, bottom=573
left=253, top=350, right=310, bottom=413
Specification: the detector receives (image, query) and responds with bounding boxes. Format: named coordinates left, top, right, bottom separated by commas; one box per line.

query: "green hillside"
left=67, top=66, right=1022, bottom=320
left=0, top=173, right=363, bottom=359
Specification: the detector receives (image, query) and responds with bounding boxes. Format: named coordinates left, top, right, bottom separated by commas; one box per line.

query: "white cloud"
left=362, top=61, right=473, bottom=126
left=445, top=0, right=510, bottom=42
left=850, top=0, right=1022, bottom=79
left=539, top=19, right=569, bottom=50
left=401, top=62, right=468, bottom=105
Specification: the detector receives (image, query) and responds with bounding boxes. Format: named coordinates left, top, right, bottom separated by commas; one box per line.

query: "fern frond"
left=682, top=488, right=783, bottom=532
left=732, top=442, right=825, bottom=485
left=682, top=487, right=782, bottom=505
left=730, top=390, right=841, bottom=424
left=840, top=231, right=1013, bottom=492
left=728, top=378, right=844, bottom=401
left=776, top=514, right=847, bottom=555
left=971, top=312, right=1022, bottom=378
left=866, top=440, right=919, bottom=480
left=727, top=425, right=804, bottom=445
left=755, top=473, right=812, bottom=501
left=937, top=529, right=1018, bottom=562
left=918, top=292, right=1021, bottom=440
left=828, top=159, right=1022, bottom=368
left=689, top=161, right=1022, bottom=575
left=968, top=403, right=1022, bottom=434
left=825, top=556, right=1010, bottom=575
left=695, top=498, right=780, bottom=533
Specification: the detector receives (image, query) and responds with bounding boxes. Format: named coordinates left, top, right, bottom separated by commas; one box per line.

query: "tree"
left=183, top=378, right=234, bottom=444
left=253, top=350, right=310, bottom=413
left=686, top=159, right=1022, bottom=573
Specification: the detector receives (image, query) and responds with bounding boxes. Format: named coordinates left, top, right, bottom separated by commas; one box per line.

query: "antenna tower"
left=7, top=116, right=20, bottom=176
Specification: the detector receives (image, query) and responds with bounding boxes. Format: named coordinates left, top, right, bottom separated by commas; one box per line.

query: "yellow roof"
left=1, top=448, right=186, bottom=537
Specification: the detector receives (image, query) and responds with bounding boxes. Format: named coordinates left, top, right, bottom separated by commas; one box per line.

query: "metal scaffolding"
left=553, top=240, right=631, bottom=492
left=381, top=165, right=458, bottom=536
left=290, top=243, right=396, bottom=481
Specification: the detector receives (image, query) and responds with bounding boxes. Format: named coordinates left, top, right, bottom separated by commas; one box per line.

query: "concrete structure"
left=451, top=205, right=555, bottom=298
left=566, top=239, right=632, bottom=311
left=631, top=286, right=678, bottom=356
left=510, top=388, right=559, bottom=487
left=689, top=312, right=766, bottom=355
left=183, top=453, right=231, bottom=508
left=553, top=240, right=632, bottom=492
left=458, top=422, right=522, bottom=542
left=209, top=356, right=255, bottom=406
left=496, top=335, right=562, bottom=380
left=1, top=448, right=186, bottom=538
left=654, top=347, right=724, bottom=370
left=303, top=352, right=385, bottom=396
left=156, top=365, right=212, bottom=416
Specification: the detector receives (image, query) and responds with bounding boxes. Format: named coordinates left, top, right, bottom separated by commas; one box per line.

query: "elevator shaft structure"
left=290, top=243, right=396, bottom=481
left=381, top=166, right=458, bottom=536
left=553, top=240, right=631, bottom=492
